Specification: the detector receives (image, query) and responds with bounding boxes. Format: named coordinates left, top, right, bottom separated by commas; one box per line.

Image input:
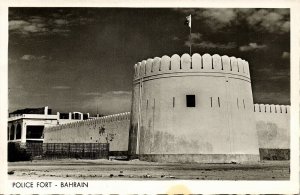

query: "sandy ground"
left=8, top=159, right=290, bottom=180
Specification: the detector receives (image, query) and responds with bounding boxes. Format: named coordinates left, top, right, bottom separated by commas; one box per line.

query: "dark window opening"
left=146, top=100, right=148, bottom=109
left=10, top=125, right=14, bottom=140
left=47, top=109, right=52, bottom=114
left=186, top=95, right=196, bottom=107
left=16, top=124, right=21, bottom=139
left=210, top=97, right=213, bottom=107
left=243, top=99, right=245, bottom=109
left=26, top=125, right=44, bottom=139
left=7, top=127, right=9, bottom=140
left=218, top=97, right=220, bottom=107
left=83, top=114, right=89, bottom=120
left=60, top=113, right=69, bottom=119
left=72, top=113, right=81, bottom=120
left=26, top=140, right=43, bottom=143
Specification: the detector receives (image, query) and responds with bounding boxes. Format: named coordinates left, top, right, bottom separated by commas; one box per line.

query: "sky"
left=8, top=8, right=290, bottom=115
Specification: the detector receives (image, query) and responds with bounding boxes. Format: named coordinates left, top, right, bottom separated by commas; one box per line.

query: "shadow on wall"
left=256, top=121, right=289, bottom=149
left=8, top=142, right=31, bottom=162
left=259, top=148, right=290, bottom=160
left=139, top=129, right=213, bottom=154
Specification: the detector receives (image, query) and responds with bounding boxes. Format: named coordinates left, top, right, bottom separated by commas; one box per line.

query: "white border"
left=0, top=0, right=299, bottom=194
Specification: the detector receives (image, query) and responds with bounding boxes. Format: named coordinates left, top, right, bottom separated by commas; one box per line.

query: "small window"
left=173, top=97, right=175, bottom=108
left=186, top=95, right=196, bottom=107
left=218, top=97, right=220, bottom=107
left=243, top=99, right=245, bottom=109
left=146, top=100, right=148, bottom=109
left=210, top=97, right=213, bottom=107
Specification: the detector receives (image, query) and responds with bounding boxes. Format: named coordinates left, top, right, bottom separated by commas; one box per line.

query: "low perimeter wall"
left=254, top=104, right=290, bottom=160
left=44, top=112, right=130, bottom=154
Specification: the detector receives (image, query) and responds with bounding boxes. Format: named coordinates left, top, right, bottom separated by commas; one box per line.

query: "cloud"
left=190, top=32, right=202, bottom=41
left=257, top=68, right=289, bottom=80
left=246, top=9, right=290, bottom=33
left=172, top=36, right=179, bottom=41
left=53, top=19, right=67, bottom=25
left=281, top=52, right=290, bottom=59
left=175, top=8, right=289, bottom=34
left=10, top=20, right=47, bottom=34
left=184, top=32, right=235, bottom=49
left=20, top=54, right=51, bottom=61
left=82, top=90, right=132, bottom=114
left=9, top=10, right=95, bottom=36
left=185, top=39, right=236, bottom=50
left=52, top=86, right=71, bottom=90
left=239, top=43, right=267, bottom=52
left=9, top=20, right=30, bottom=30
left=192, top=41, right=236, bottom=49
left=254, top=91, right=290, bottom=104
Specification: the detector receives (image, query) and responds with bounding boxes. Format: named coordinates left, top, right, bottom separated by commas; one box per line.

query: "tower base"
left=139, top=154, right=260, bottom=163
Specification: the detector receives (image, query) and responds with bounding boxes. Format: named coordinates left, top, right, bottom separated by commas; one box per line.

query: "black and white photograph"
left=1, top=0, right=299, bottom=194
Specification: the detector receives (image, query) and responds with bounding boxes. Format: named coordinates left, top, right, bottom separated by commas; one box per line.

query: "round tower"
left=128, top=53, right=260, bottom=163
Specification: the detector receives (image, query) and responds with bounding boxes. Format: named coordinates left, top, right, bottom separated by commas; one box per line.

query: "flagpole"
left=189, top=23, right=192, bottom=56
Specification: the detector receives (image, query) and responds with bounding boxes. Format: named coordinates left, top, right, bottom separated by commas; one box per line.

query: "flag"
left=185, top=14, right=191, bottom=28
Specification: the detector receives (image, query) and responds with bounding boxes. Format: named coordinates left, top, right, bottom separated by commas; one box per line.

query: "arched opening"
left=10, top=125, right=15, bottom=140
left=16, top=124, right=21, bottom=139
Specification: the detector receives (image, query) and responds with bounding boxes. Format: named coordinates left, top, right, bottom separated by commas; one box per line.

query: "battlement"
left=133, top=53, right=250, bottom=80
left=45, top=112, right=130, bottom=132
left=254, top=104, right=290, bottom=114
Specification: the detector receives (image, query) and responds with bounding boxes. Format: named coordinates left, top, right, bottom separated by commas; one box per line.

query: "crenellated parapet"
left=254, top=104, right=290, bottom=114
left=133, top=53, right=250, bottom=80
left=45, top=112, right=130, bottom=132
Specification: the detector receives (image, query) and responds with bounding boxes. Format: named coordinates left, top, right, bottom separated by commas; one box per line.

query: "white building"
left=8, top=106, right=91, bottom=143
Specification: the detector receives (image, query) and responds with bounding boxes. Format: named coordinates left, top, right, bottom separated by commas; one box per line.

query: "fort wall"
left=44, top=112, right=130, bottom=152
left=254, top=104, right=290, bottom=149
left=128, top=53, right=260, bottom=163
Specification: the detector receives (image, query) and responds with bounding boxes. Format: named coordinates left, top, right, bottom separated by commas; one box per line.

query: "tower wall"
left=128, top=53, right=260, bottom=163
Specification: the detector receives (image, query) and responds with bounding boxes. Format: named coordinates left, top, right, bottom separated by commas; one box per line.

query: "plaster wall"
left=129, top=53, right=259, bottom=163
left=44, top=112, right=130, bottom=152
left=254, top=104, right=290, bottom=149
